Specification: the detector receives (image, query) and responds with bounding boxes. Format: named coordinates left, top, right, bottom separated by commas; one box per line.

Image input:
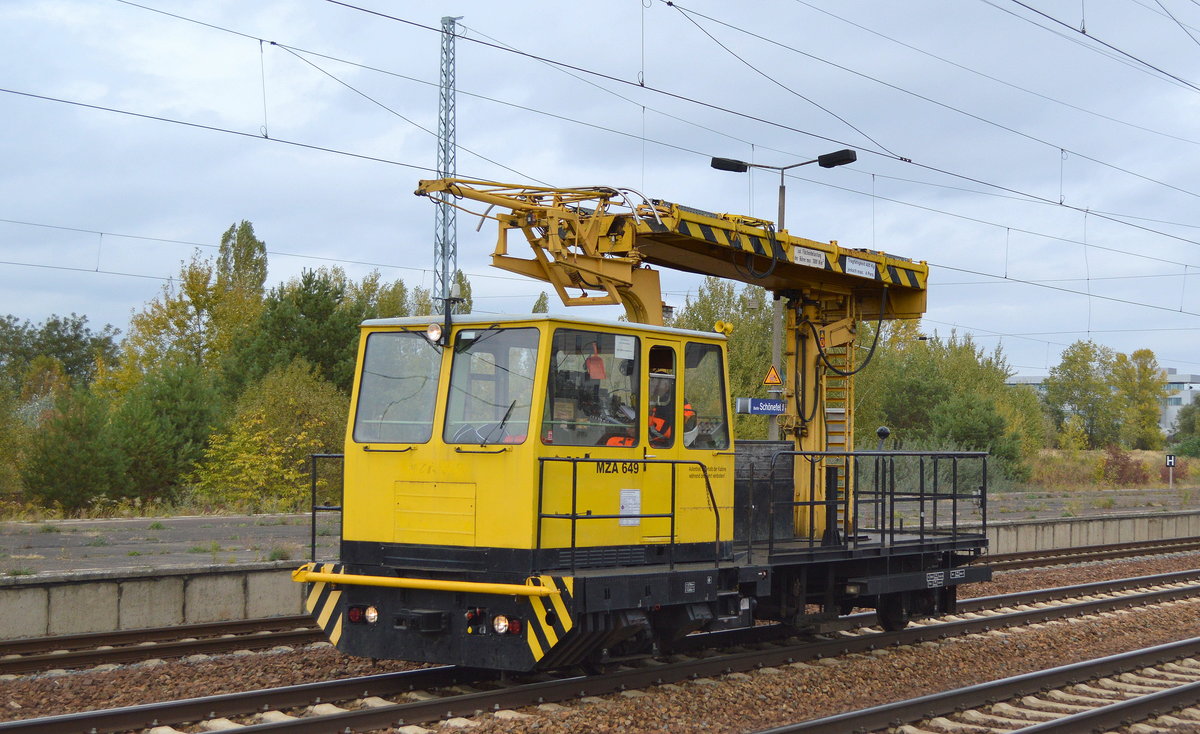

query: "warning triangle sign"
left=763, top=365, right=783, bottom=386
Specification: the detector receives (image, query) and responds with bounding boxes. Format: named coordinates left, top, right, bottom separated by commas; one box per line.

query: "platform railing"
left=535, top=456, right=721, bottom=574
left=762, top=450, right=988, bottom=556
left=307, top=453, right=345, bottom=562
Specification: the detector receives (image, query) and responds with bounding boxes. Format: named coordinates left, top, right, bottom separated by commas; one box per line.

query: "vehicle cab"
left=342, top=313, right=736, bottom=575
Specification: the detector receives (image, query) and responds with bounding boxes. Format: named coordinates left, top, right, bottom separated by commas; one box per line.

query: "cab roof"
left=360, top=312, right=728, bottom=341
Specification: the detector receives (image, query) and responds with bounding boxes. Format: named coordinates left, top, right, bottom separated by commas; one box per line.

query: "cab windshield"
left=353, top=331, right=441, bottom=443
left=444, top=327, right=539, bottom=444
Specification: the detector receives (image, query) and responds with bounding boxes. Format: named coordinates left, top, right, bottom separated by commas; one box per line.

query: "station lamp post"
left=710, top=149, right=857, bottom=441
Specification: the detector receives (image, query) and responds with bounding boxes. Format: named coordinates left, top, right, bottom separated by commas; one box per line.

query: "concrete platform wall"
left=0, top=562, right=304, bottom=640
left=985, top=510, right=1200, bottom=555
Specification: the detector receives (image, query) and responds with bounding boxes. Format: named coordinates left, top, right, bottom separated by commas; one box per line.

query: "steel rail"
left=9, top=576, right=1200, bottom=734
left=750, top=636, right=1200, bottom=733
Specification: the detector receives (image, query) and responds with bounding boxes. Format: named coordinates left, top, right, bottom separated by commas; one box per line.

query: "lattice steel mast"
left=433, top=16, right=461, bottom=303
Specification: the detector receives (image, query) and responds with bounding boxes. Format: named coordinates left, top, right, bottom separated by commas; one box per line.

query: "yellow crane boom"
left=415, top=177, right=926, bottom=327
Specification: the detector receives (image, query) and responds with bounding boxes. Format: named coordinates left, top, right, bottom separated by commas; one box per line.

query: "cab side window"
left=542, top=330, right=639, bottom=447
left=648, top=345, right=676, bottom=448
left=683, top=342, right=730, bottom=449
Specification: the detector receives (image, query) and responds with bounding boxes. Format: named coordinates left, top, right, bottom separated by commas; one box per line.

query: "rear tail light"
left=347, top=605, right=379, bottom=624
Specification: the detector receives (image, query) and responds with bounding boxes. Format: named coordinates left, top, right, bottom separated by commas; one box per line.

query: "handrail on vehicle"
left=760, top=450, right=988, bottom=557
left=535, top=456, right=722, bottom=574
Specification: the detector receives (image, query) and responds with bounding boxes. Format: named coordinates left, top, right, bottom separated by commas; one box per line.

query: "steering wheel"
left=452, top=423, right=504, bottom=444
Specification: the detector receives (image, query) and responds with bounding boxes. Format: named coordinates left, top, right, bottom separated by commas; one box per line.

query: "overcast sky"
left=2, top=0, right=1199, bottom=378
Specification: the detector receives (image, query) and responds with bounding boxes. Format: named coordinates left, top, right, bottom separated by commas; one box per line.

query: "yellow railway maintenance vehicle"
left=294, top=179, right=990, bottom=671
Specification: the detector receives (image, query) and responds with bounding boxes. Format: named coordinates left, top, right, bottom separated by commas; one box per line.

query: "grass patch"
left=38, top=524, right=61, bottom=533
left=85, top=536, right=109, bottom=547
left=147, top=521, right=165, bottom=530
left=6, top=567, right=34, bottom=576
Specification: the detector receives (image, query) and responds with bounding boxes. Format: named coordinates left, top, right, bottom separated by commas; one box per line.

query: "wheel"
left=876, top=592, right=910, bottom=632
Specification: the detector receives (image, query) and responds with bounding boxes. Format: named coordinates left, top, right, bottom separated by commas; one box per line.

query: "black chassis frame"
left=325, top=535, right=989, bottom=671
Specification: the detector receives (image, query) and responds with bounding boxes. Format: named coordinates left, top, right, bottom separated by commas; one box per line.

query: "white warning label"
left=843, top=256, right=877, bottom=279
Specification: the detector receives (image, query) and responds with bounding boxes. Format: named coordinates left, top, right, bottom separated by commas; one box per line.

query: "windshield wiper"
left=481, top=400, right=517, bottom=445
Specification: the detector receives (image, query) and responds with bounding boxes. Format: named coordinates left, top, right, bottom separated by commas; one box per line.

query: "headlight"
left=492, top=614, right=510, bottom=634
left=426, top=323, right=443, bottom=342
left=365, top=606, right=379, bottom=624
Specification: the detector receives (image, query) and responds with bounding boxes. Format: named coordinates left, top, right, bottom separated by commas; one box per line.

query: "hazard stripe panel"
left=664, top=209, right=924, bottom=287
left=524, top=575, right=575, bottom=663
left=304, top=562, right=345, bottom=646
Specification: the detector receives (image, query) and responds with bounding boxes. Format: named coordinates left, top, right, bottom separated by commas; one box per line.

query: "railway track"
left=986, top=535, right=1200, bottom=570
left=757, top=636, right=1200, bottom=733
left=6, top=570, right=1200, bottom=733
left=0, top=615, right=320, bottom=676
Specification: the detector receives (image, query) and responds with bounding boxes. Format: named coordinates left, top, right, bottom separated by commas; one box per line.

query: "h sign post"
left=1166, top=454, right=1176, bottom=488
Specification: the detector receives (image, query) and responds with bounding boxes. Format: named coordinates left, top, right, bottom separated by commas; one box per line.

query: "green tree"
left=224, top=268, right=365, bottom=394
left=212, top=221, right=268, bottom=364
left=108, top=362, right=223, bottom=503
left=191, top=359, right=346, bottom=510
left=105, top=252, right=222, bottom=394
left=346, top=270, right=409, bottom=320
left=106, top=223, right=267, bottom=396
left=1111, top=349, right=1167, bottom=450
left=409, top=285, right=434, bottom=317
left=532, top=291, right=550, bottom=313
left=671, top=278, right=771, bottom=438
left=1174, top=401, right=1200, bottom=441
left=931, top=391, right=1025, bottom=479
left=21, top=387, right=126, bottom=512
left=1041, top=340, right=1119, bottom=449
left=1170, top=400, right=1200, bottom=457
left=17, top=355, right=71, bottom=426
left=853, top=322, right=1033, bottom=478
left=0, top=384, right=27, bottom=496
left=0, top=313, right=118, bottom=391
left=854, top=321, right=951, bottom=446
left=216, top=220, right=268, bottom=295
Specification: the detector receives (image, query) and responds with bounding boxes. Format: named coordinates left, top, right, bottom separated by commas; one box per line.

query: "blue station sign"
left=735, top=398, right=786, bottom=415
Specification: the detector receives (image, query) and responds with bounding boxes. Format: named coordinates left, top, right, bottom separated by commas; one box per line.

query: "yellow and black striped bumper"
left=295, top=563, right=576, bottom=669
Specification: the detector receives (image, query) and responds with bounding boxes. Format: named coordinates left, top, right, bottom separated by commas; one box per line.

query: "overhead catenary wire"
left=95, top=1, right=1200, bottom=253
left=5, top=74, right=1199, bottom=330
left=663, top=1, right=1200, bottom=202
left=316, top=0, right=1200, bottom=258
left=791, top=0, right=1200, bottom=148
left=1000, top=0, right=1200, bottom=93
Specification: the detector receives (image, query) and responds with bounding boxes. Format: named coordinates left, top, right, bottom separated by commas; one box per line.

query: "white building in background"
left=1006, top=369, right=1200, bottom=436
left=1162, top=369, right=1200, bottom=435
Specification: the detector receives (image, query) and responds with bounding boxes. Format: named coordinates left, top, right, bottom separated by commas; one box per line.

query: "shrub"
left=1099, top=445, right=1150, bottom=486
left=1161, top=458, right=1190, bottom=482
left=190, top=359, right=345, bottom=511
left=1176, top=435, right=1200, bottom=458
